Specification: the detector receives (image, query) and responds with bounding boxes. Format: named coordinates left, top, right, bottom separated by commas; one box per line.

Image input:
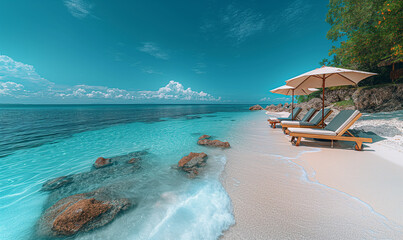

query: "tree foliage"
left=324, top=0, right=402, bottom=80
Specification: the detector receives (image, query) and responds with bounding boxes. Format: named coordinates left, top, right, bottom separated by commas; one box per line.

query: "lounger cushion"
left=288, top=128, right=337, bottom=136
left=281, top=120, right=300, bottom=126
left=268, top=117, right=283, bottom=121
left=281, top=120, right=316, bottom=126
left=310, top=108, right=331, bottom=125
left=301, top=108, right=316, bottom=122
left=269, top=117, right=292, bottom=121
left=268, top=107, right=302, bottom=121
left=291, top=107, right=301, bottom=119
left=324, top=110, right=360, bottom=134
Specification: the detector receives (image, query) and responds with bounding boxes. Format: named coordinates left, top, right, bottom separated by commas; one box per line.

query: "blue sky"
left=0, top=0, right=332, bottom=104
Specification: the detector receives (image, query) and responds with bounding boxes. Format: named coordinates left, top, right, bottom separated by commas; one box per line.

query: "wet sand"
left=221, top=111, right=403, bottom=239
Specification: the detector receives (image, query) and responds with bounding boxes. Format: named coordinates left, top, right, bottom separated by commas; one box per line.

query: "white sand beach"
left=221, top=111, right=403, bottom=239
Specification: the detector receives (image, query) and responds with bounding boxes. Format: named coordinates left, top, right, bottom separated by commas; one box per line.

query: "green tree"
left=324, top=0, right=402, bottom=78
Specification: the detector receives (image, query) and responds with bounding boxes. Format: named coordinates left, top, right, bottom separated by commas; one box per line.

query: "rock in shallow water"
left=35, top=150, right=148, bottom=239
left=178, top=152, right=208, bottom=177
left=42, top=151, right=147, bottom=209
left=94, top=157, right=112, bottom=168
left=41, top=176, right=73, bottom=191
left=197, top=139, right=230, bottom=148
left=52, top=198, right=111, bottom=235
left=38, top=188, right=131, bottom=237
left=178, top=152, right=207, bottom=168
left=198, top=134, right=211, bottom=140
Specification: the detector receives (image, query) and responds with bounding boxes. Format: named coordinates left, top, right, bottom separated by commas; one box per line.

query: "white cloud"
left=0, top=82, right=24, bottom=96
left=138, top=80, right=220, bottom=101
left=0, top=55, right=220, bottom=103
left=259, top=97, right=270, bottom=102
left=222, top=5, right=265, bottom=43
left=64, top=0, right=93, bottom=19
left=56, top=85, right=135, bottom=100
left=0, top=55, right=52, bottom=86
left=138, top=42, right=169, bottom=60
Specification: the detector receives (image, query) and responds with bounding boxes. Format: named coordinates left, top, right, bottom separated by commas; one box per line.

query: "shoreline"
left=221, top=111, right=403, bottom=239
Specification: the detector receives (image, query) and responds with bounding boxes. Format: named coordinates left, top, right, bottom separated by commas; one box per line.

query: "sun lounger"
left=268, top=107, right=302, bottom=128
left=288, top=110, right=372, bottom=151
left=281, top=108, right=332, bottom=133
left=298, top=108, right=317, bottom=122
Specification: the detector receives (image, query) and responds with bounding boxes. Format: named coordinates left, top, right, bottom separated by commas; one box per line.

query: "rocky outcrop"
left=264, top=103, right=290, bottom=112
left=41, top=176, right=73, bottom=191
left=353, top=85, right=403, bottom=112
left=37, top=188, right=130, bottom=237
left=178, top=152, right=208, bottom=178
left=249, top=105, right=263, bottom=111
left=198, top=135, right=211, bottom=140
left=265, top=84, right=402, bottom=114
left=94, top=157, right=112, bottom=168
left=295, top=84, right=403, bottom=113
left=197, top=139, right=230, bottom=148
left=296, top=98, right=325, bottom=110
left=324, top=88, right=355, bottom=103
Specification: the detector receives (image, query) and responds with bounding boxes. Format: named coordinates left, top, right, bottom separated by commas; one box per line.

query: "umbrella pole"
left=292, top=89, right=294, bottom=120
left=322, top=76, right=325, bottom=128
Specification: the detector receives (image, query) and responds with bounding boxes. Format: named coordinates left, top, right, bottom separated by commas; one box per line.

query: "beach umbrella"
left=285, top=66, right=377, bottom=127
left=270, top=85, right=319, bottom=120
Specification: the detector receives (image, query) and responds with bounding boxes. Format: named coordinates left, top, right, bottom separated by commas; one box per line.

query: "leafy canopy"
left=324, top=0, right=402, bottom=72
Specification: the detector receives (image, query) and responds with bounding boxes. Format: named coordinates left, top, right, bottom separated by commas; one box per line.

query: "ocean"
left=1, top=105, right=402, bottom=240
left=0, top=104, right=249, bottom=240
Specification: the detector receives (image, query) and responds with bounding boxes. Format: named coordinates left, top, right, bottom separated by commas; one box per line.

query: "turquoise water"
left=0, top=105, right=249, bottom=240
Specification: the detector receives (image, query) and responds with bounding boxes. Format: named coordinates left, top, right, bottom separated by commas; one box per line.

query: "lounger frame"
left=289, top=113, right=372, bottom=151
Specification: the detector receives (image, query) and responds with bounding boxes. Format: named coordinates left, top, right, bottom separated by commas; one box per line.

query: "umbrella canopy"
left=285, top=66, right=377, bottom=127
left=270, top=85, right=319, bottom=120
left=270, top=85, right=318, bottom=95
left=285, top=66, right=376, bottom=89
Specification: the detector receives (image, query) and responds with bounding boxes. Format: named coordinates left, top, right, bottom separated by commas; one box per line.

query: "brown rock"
left=128, top=158, right=138, bottom=164
left=52, top=198, right=111, bottom=235
left=249, top=104, right=264, bottom=111
left=38, top=189, right=131, bottom=237
left=197, top=139, right=230, bottom=148
left=178, top=152, right=207, bottom=167
left=177, top=152, right=208, bottom=177
left=198, top=135, right=211, bottom=140
left=94, top=157, right=112, bottom=168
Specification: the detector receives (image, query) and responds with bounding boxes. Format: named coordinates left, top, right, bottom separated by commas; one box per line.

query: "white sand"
left=221, top=111, right=403, bottom=239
